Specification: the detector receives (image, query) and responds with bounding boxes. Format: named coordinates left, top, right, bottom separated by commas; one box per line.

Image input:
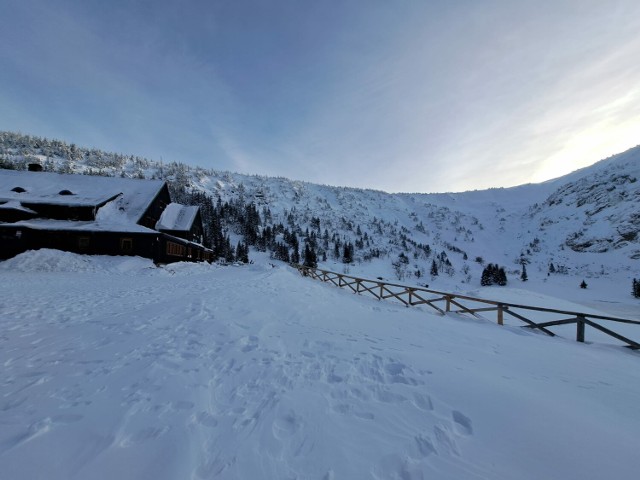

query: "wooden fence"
left=293, top=265, right=640, bottom=350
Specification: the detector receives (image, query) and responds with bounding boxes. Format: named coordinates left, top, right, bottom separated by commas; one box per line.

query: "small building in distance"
left=0, top=168, right=212, bottom=263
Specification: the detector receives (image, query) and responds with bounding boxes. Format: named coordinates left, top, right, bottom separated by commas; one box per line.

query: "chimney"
left=28, top=163, right=43, bottom=172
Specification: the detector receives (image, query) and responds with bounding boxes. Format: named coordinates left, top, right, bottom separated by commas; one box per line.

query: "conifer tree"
left=235, top=241, right=249, bottom=263
left=303, top=244, right=318, bottom=268
left=520, top=263, right=528, bottom=282
left=291, top=246, right=300, bottom=265
left=481, top=266, right=492, bottom=286
left=224, top=236, right=235, bottom=263
left=481, top=263, right=507, bottom=286
left=430, top=259, right=438, bottom=277
left=497, top=267, right=507, bottom=286
left=342, top=242, right=354, bottom=264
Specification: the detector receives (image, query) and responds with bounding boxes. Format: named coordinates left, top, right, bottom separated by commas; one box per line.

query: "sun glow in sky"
left=1, top=0, right=639, bottom=193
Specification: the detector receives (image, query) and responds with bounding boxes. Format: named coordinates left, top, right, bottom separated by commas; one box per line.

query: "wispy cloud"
left=1, top=1, right=639, bottom=193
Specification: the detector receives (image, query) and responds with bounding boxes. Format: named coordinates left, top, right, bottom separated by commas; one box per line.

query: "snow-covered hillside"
left=1, top=131, right=639, bottom=293
left=1, top=250, right=639, bottom=480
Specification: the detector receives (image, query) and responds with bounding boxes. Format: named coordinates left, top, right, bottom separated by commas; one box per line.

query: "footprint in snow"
left=272, top=412, right=301, bottom=439
left=433, top=423, right=460, bottom=456
left=411, top=393, right=434, bottom=411
left=193, top=411, right=218, bottom=428
left=238, top=335, right=259, bottom=353
left=0, top=414, right=83, bottom=455
left=331, top=403, right=375, bottom=420
left=414, top=434, right=437, bottom=458
left=452, top=410, right=473, bottom=436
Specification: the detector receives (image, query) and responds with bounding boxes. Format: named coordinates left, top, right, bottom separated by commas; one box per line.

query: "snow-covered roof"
left=4, top=217, right=158, bottom=234
left=156, top=203, right=199, bottom=231
left=0, top=200, right=37, bottom=214
left=0, top=169, right=165, bottom=222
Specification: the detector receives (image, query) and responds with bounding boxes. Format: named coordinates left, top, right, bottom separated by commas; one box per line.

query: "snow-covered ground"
left=1, top=250, right=639, bottom=480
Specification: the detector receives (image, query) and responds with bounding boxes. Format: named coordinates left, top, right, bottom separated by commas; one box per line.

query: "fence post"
left=379, top=283, right=383, bottom=300
left=497, top=304, right=504, bottom=326
left=576, top=315, right=586, bottom=343
left=445, top=296, right=451, bottom=312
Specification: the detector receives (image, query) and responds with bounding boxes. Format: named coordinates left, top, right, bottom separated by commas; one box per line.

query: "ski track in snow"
left=1, top=251, right=639, bottom=479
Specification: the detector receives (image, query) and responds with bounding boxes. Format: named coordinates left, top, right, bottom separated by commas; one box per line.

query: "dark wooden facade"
left=138, top=184, right=171, bottom=230
left=157, top=233, right=213, bottom=263
left=0, top=225, right=157, bottom=260
left=0, top=225, right=212, bottom=263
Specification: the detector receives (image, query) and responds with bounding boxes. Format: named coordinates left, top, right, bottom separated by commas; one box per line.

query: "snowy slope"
left=1, top=132, right=639, bottom=291
left=1, top=250, right=639, bottom=480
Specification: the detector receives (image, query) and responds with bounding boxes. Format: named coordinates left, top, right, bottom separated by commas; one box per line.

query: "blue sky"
left=1, top=0, right=639, bottom=193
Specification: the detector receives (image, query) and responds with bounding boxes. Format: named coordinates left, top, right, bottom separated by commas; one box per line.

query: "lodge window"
left=78, top=236, right=90, bottom=248
left=166, top=241, right=186, bottom=257
left=120, top=237, right=133, bottom=252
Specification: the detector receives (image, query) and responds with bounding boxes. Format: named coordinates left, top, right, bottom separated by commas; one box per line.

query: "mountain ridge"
left=1, top=131, right=638, bottom=287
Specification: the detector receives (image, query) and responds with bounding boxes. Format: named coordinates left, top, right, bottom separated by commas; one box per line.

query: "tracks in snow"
left=0, top=266, right=487, bottom=480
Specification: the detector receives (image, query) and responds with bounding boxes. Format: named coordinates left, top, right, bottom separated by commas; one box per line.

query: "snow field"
left=1, top=250, right=639, bottom=479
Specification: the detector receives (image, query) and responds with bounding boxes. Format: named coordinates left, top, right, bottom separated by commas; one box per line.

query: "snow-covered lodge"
left=0, top=168, right=212, bottom=263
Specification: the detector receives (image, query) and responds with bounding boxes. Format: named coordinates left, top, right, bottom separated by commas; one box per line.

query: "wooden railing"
left=293, top=265, right=640, bottom=350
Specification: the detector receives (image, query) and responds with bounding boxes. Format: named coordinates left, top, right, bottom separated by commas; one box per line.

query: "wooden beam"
left=447, top=297, right=482, bottom=318
left=357, top=282, right=382, bottom=299
left=527, top=318, right=580, bottom=328
left=583, top=318, right=640, bottom=349
left=380, top=285, right=409, bottom=306
left=576, top=315, right=586, bottom=343
left=505, top=310, right=556, bottom=336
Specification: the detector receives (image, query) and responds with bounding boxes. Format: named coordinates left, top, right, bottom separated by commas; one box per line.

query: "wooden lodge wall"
left=0, top=225, right=212, bottom=264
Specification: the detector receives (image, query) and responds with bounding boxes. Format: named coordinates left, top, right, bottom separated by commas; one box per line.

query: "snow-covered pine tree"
left=497, top=267, right=507, bottom=286
left=342, top=243, right=354, bottom=264
left=481, top=264, right=492, bottom=286
left=291, top=246, right=300, bottom=265
left=303, top=244, right=318, bottom=268
left=237, top=241, right=250, bottom=263
left=481, top=263, right=507, bottom=286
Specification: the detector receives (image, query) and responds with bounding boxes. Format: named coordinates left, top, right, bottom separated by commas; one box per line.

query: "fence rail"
left=293, top=265, right=640, bottom=350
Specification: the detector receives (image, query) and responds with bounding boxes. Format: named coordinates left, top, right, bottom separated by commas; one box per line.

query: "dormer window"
left=59, top=189, right=75, bottom=196
left=11, top=187, right=26, bottom=193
